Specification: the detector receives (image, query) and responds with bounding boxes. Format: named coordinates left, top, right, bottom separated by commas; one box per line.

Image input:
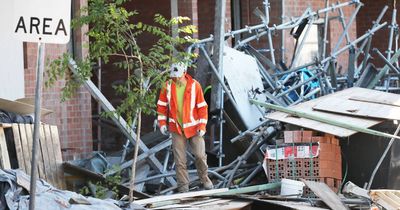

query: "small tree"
left=47, top=0, right=197, bottom=201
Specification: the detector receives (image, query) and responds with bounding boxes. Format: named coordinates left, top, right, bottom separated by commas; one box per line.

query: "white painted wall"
left=0, top=0, right=25, bottom=100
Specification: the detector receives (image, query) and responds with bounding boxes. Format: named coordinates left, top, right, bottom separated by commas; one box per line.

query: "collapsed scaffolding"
left=65, top=0, right=400, bottom=196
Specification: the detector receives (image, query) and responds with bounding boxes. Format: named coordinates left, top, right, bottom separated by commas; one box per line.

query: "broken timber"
left=68, top=58, right=177, bottom=187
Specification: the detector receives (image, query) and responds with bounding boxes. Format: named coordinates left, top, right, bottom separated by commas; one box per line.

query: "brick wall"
left=357, top=0, right=399, bottom=67
left=197, top=0, right=232, bottom=40
left=24, top=0, right=92, bottom=161
left=179, top=0, right=199, bottom=38
left=25, top=43, right=92, bottom=161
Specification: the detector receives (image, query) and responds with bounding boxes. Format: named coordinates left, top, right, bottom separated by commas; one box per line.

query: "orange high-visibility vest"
left=157, top=74, right=208, bottom=138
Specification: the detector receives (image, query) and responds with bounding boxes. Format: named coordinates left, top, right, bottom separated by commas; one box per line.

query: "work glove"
left=160, top=126, right=169, bottom=136
left=197, top=130, right=206, bottom=137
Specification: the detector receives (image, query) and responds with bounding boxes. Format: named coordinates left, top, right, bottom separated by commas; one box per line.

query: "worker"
left=157, top=62, right=213, bottom=193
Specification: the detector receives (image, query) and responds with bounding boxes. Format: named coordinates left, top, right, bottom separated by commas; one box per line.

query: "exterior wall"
left=357, top=0, right=399, bottom=67
left=179, top=0, right=199, bottom=38
left=197, top=0, right=232, bottom=40
left=24, top=0, right=92, bottom=161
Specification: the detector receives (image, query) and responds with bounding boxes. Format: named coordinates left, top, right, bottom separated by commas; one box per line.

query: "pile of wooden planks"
left=0, top=123, right=65, bottom=189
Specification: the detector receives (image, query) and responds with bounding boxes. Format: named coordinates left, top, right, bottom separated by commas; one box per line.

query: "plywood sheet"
left=313, top=97, right=400, bottom=120
left=12, top=124, right=26, bottom=171
left=0, top=98, right=52, bottom=116
left=266, top=97, right=381, bottom=137
left=350, top=96, right=400, bottom=107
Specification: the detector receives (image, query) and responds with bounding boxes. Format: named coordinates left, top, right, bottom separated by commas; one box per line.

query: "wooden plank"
left=266, top=87, right=392, bottom=137
left=19, top=124, right=31, bottom=174
left=50, top=125, right=65, bottom=189
left=266, top=102, right=381, bottom=137
left=0, top=98, right=53, bottom=116
left=44, top=125, right=57, bottom=187
left=384, top=192, right=400, bottom=206
left=302, top=179, right=349, bottom=210
left=350, top=96, right=400, bottom=107
left=0, top=123, right=12, bottom=128
left=373, top=191, right=399, bottom=210
left=133, top=188, right=229, bottom=205
left=0, top=128, right=11, bottom=169
left=27, top=124, right=45, bottom=180
left=313, top=97, right=400, bottom=120
left=12, top=124, right=26, bottom=171
left=39, top=125, right=52, bottom=185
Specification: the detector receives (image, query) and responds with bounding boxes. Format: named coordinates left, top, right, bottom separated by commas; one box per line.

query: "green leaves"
left=46, top=0, right=197, bottom=130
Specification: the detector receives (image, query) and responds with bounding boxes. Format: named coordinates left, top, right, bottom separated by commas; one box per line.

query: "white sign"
left=0, top=1, right=24, bottom=100
left=12, top=0, right=71, bottom=44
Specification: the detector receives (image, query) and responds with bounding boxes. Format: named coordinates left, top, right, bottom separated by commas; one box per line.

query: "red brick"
left=302, top=130, right=313, bottom=142
left=311, top=136, right=324, bottom=143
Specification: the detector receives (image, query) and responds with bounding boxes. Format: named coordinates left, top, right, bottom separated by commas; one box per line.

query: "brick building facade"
left=24, top=0, right=91, bottom=160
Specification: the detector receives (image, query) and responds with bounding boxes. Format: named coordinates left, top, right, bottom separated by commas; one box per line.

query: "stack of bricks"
left=266, top=130, right=342, bottom=196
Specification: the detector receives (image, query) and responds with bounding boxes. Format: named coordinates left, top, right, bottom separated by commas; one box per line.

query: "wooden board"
left=44, top=125, right=57, bottom=187
left=350, top=96, right=400, bottom=107
left=313, top=97, right=400, bottom=120
left=39, top=125, right=51, bottom=184
left=10, top=123, right=65, bottom=189
left=19, top=124, right=32, bottom=174
left=267, top=101, right=381, bottom=137
left=0, top=98, right=52, bottom=116
left=50, top=125, right=65, bottom=189
left=26, top=124, right=45, bottom=180
left=12, top=124, right=26, bottom=171
left=0, top=128, right=11, bottom=169
left=370, top=190, right=400, bottom=210
left=266, top=87, right=383, bottom=137
left=302, top=179, right=349, bottom=210
left=133, top=188, right=229, bottom=205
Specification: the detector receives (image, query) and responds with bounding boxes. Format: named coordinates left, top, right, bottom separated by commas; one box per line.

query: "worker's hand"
left=160, top=126, right=169, bottom=136
left=197, top=130, right=206, bottom=137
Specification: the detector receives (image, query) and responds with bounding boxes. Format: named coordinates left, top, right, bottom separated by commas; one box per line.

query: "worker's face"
left=171, top=73, right=185, bottom=82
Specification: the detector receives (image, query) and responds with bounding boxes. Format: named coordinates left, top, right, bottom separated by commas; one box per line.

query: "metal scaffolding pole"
left=264, top=0, right=276, bottom=65
left=210, top=0, right=226, bottom=167
left=385, top=8, right=397, bottom=91
left=321, top=0, right=329, bottom=59
left=332, top=3, right=362, bottom=53
left=189, top=0, right=358, bottom=51
left=281, top=0, right=286, bottom=62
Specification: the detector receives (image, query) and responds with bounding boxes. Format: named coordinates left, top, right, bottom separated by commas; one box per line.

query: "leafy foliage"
left=80, top=165, right=122, bottom=199
left=46, top=0, right=198, bottom=126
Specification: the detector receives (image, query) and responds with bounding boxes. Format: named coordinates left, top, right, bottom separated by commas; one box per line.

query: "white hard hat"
left=170, top=63, right=187, bottom=78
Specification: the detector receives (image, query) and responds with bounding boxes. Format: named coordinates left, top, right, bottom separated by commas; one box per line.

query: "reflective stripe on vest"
left=190, top=82, right=196, bottom=123
left=166, top=81, right=171, bottom=109
left=158, top=115, right=167, bottom=121
left=183, top=118, right=208, bottom=128
left=197, top=101, right=207, bottom=108
left=157, top=100, right=167, bottom=106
